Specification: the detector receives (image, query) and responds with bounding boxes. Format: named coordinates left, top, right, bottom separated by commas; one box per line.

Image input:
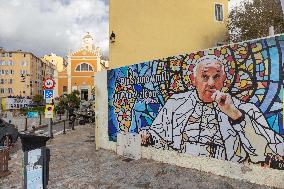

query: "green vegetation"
left=55, top=91, right=81, bottom=118
left=32, top=94, right=44, bottom=106
left=227, top=0, right=284, bottom=42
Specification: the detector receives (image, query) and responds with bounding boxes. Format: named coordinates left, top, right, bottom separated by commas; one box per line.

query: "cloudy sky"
left=229, top=0, right=246, bottom=10
left=0, top=0, right=281, bottom=58
left=0, top=0, right=109, bottom=58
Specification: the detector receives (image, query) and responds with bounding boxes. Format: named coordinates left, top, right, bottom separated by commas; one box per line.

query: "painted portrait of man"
left=140, top=55, right=284, bottom=168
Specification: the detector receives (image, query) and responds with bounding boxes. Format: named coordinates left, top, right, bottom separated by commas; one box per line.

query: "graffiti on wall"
left=108, top=35, right=284, bottom=169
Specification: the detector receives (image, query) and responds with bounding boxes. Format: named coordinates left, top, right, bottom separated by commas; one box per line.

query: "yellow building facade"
left=58, top=33, right=108, bottom=100
left=42, top=53, right=65, bottom=73
left=0, top=48, right=55, bottom=98
left=42, top=53, right=66, bottom=97
left=109, top=0, right=228, bottom=68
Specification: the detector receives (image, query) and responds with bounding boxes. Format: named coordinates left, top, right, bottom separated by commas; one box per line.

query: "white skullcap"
left=192, top=55, right=225, bottom=76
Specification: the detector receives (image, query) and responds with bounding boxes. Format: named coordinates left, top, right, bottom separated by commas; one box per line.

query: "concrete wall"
left=95, top=70, right=284, bottom=188
left=95, top=71, right=116, bottom=151
left=109, top=0, right=228, bottom=69
left=96, top=35, right=284, bottom=188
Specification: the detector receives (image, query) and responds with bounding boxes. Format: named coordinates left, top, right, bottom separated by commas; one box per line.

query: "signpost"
left=43, top=78, right=55, bottom=90
left=43, top=78, right=55, bottom=138
left=44, top=90, right=54, bottom=100
left=44, top=105, right=54, bottom=119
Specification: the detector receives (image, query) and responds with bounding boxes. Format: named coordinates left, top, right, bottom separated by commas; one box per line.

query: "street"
left=1, top=124, right=278, bottom=189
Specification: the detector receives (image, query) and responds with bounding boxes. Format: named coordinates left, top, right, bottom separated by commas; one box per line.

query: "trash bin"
left=0, top=147, right=10, bottom=177
left=19, top=132, right=50, bottom=189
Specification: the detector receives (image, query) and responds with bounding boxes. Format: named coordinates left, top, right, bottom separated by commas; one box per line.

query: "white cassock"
left=148, top=89, right=284, bottom=163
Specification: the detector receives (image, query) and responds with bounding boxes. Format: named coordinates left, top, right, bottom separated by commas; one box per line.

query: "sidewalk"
left=0, top=124, right=276, bottom=189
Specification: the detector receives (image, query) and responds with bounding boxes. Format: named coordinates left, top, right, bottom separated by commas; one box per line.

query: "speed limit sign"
left=43, top=78, right=55, bottom=89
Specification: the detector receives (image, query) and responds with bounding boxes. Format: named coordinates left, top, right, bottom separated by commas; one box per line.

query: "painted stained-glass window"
left=108, top=35, right=284, bottom=141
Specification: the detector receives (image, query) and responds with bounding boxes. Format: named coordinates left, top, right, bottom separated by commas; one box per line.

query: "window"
left=9, top=79, right=13, bottom=84
left=0, top=79, right=4, bottom=84
left=21, top=61, right=27, bottom=66
left=63, top=86, right=67, bottom=93
left=7, top=88, right=13, bottom=94
left=7, top=60, right=13, bottom=66
left=215, top=3, right=223, bottom=22
left=0, top=88, right=4, bottom=94
left=20, top=70, right=27, bottom=75
left=75, top=63, right=93, bottom=71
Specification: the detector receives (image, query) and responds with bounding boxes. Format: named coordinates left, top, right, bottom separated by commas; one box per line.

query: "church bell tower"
left=82, top=32, right=94, bottom=51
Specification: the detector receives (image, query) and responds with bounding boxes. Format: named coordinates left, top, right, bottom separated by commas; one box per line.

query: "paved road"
left=1, top=124, right=278, bottom=189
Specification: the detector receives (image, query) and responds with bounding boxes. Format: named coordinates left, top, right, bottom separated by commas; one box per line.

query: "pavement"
left=0, top=124, right=279, bottom=189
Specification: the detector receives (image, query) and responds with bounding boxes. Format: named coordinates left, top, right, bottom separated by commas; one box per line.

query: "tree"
left=32, top=94, right=43, bottom=106
left=227, top=0, right=284, bottom=43
left=91, top=87, right=96, bottom=100
left=56, top=95, right=68, bottom=120
left=67, top=91, right=80, bottom=110
left=31, top=94, right=44, bottom=124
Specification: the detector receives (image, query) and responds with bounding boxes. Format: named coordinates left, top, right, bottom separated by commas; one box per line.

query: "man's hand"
left=211, top=90, right=243, bottom=120
left=140, top=130, right=151, bottom=145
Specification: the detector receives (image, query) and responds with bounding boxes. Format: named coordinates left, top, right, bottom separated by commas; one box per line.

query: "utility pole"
left=43, top=77, right=56, bottom=139
left=49, top=118, right=53, bottom=138
left=24, top=117, right=28, bottom=131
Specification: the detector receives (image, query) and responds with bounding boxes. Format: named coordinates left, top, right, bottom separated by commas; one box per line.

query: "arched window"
left=75, top=63, right=93, bottom=71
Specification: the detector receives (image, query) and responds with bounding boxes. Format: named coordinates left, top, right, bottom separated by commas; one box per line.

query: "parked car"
left=0, top=118, right=18, bottom=146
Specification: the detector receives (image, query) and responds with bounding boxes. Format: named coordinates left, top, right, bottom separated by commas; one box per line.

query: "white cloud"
left=0, top=0, right=109, bottom=58
left=229, top=0, right=250, bottom=11
left=229, top=0, right=243, bottom=10
left=281, top=0, right=284, bottom=13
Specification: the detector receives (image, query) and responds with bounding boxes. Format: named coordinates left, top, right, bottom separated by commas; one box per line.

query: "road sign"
left=44, top=90, right=54, bottom=99
left=45, top=98, right=52, bottom=104
left=27, top=112, right=39, bottom=118
left=45, top=105, right=54, bottom=119
left=43, top=78, right=55, bottom=89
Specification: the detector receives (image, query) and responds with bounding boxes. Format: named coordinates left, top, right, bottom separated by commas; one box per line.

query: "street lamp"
left=110, top=31, right=116, bottom=43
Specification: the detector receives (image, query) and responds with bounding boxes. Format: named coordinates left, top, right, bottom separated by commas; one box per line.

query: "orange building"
left=58, top=33, right=108, bottom=100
